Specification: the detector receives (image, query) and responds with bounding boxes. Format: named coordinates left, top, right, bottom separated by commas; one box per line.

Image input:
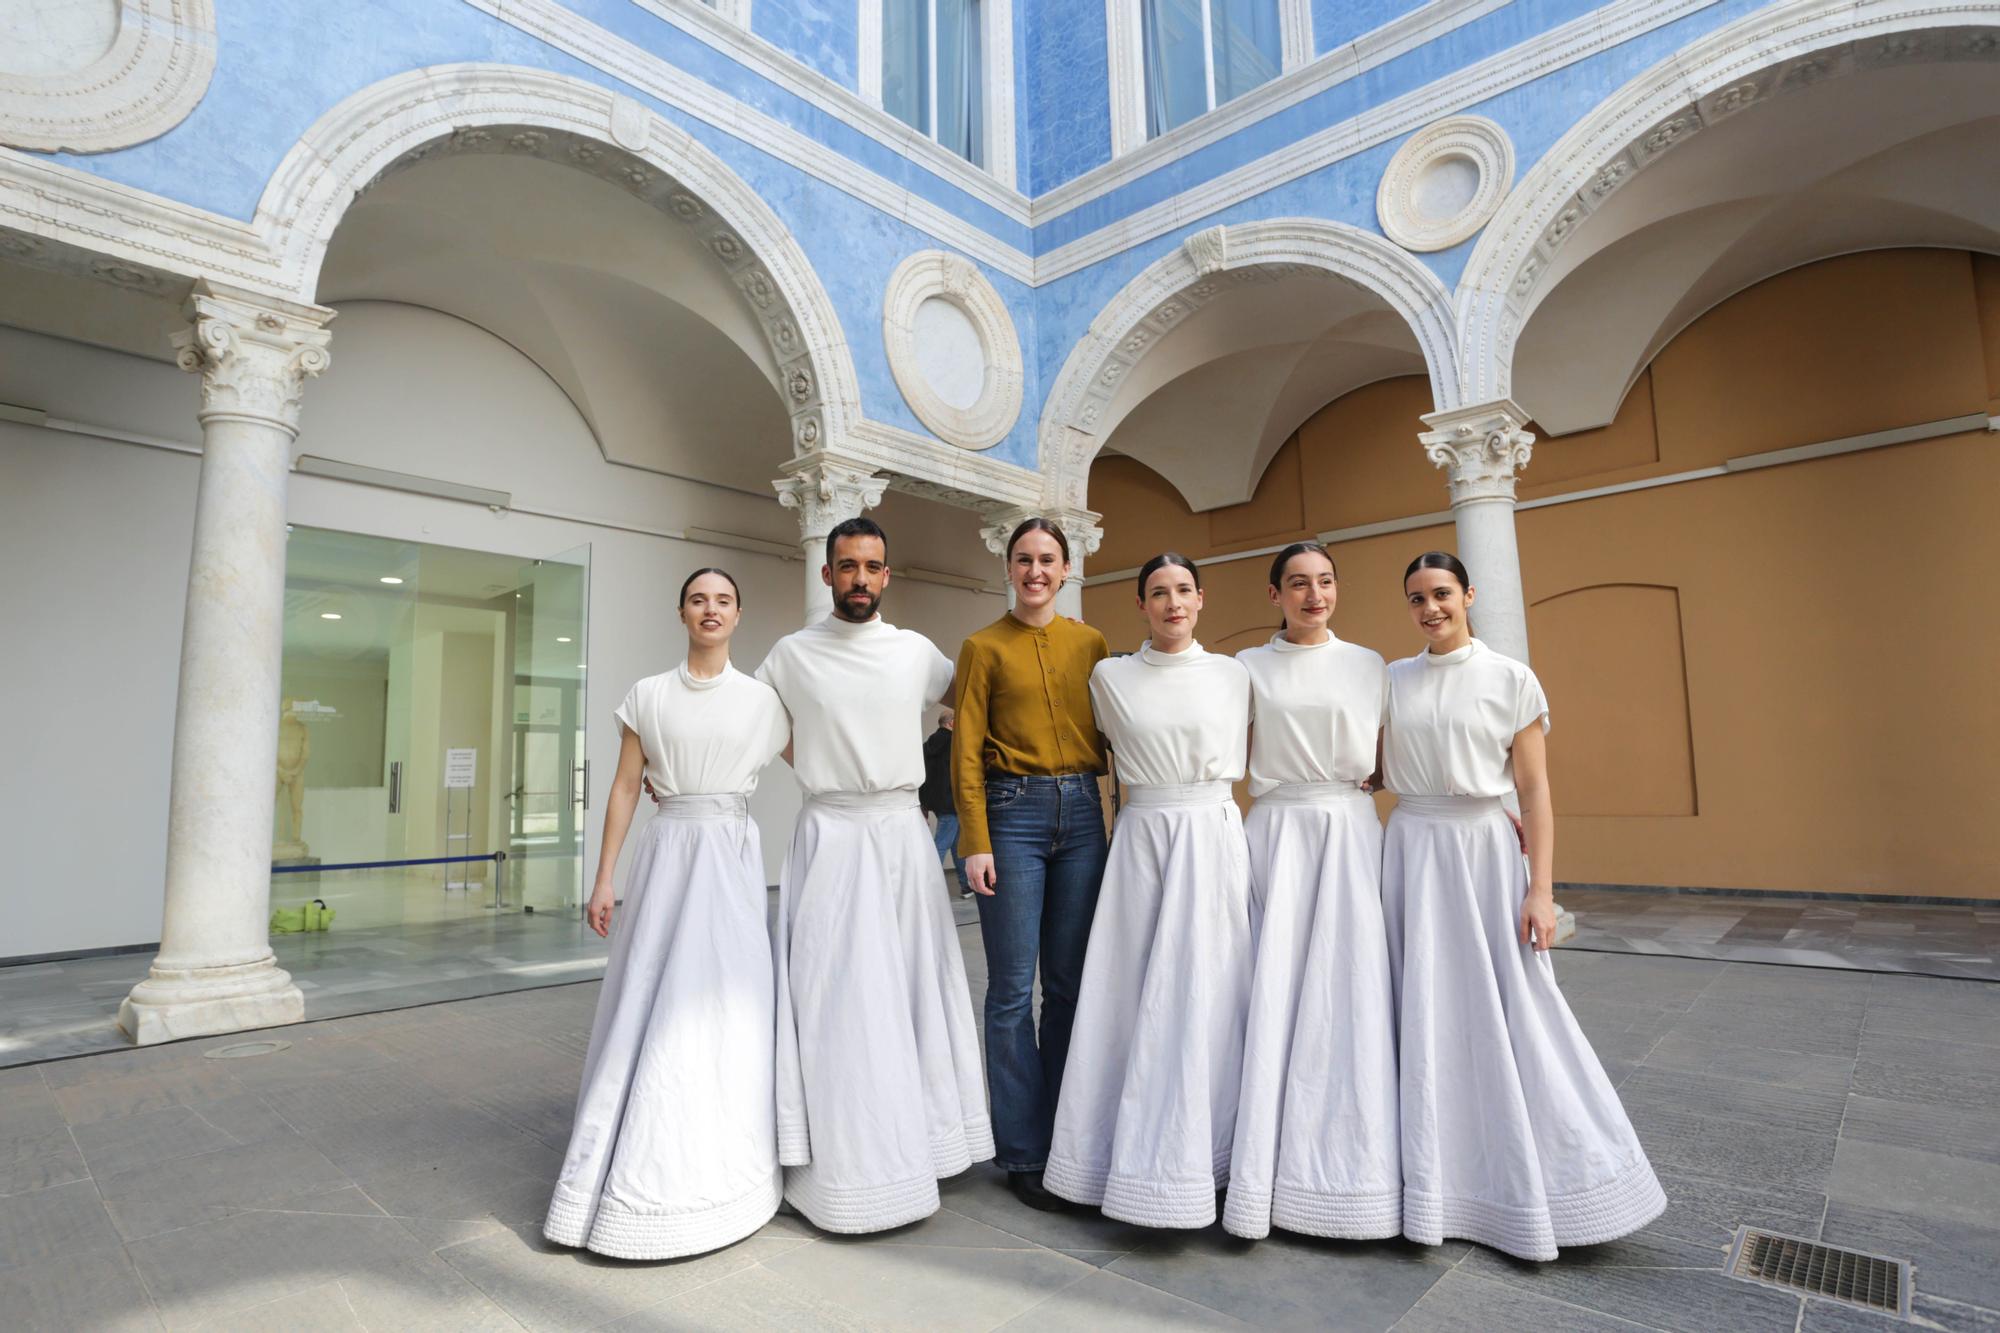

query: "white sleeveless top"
left=1239, top=632, right=1388, bottom=797
left=1383, top=638, right=1550, bottom=799
left=1089, top=641, right=1250, bottom=789
left=614, top=662, right=790, bottom=797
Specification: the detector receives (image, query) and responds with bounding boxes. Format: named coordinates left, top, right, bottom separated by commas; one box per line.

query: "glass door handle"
left=573, top=762, right=590, bottom=810
left=388, top=761, right=403, bottom=813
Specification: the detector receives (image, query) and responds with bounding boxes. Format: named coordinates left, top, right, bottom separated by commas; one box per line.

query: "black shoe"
left=1008, top=1170, right=1068, bottom=1213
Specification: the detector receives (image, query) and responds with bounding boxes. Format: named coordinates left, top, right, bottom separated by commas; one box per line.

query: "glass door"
left=507, top=545, right=590, bottom=914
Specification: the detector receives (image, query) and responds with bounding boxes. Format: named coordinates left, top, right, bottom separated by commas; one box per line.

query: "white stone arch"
left=254, top=64, right=863, bottom=451
left=1455, top=0, right=2000, bottom=408
left=1038, top=217, right=1459, bottom=509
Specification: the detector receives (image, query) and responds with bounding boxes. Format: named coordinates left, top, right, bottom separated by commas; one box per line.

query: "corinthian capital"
left=170, top=283, right=335, bottom=437
left=772, top=452, right=888, bottom=541
left=1418, top=400, right=1535, bottom=505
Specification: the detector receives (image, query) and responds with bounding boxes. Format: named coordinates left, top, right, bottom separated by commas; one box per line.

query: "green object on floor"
left=269, top=899, right=335, bottom=934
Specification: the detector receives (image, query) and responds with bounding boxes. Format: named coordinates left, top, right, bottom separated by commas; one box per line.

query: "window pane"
left=1142, top=0, right=1208, bottom=137
left=936, top=0, right=983, bottom=165
left=883, top=0, right=931, bottom=136
left=1209, top=0, right=1282, bottom=106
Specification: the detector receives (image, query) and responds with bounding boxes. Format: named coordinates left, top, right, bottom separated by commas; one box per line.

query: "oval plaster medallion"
left=1377, top=115, right=1514, bottom=253
left=882, top=250, right=1023, bottom=450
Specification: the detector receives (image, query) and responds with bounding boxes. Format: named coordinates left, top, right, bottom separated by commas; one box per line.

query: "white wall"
left=0, top=304, right=1002, bottom=960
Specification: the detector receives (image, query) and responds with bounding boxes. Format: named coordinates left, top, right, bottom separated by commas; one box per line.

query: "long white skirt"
left=544, top=795, right=779, bottom=1259
left=1384, top=795, right=1666, bottom=1261
left=1224, top=784, right=1401, bottom=1241
left=1044, top=781, right=1252, bottom=1229
left=774, top=791, right=993, bottom=1233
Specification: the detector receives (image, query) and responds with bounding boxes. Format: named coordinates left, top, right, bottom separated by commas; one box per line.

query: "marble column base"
left=116, top=955, right=305, bottom=1046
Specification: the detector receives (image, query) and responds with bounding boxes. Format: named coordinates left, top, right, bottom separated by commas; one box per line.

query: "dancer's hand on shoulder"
left=586, top=883, right=614, bottom=937
left=964, top=853, right=998, bottom=896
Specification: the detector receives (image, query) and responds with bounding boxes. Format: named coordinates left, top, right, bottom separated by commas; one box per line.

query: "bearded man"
left=755, top=516, right=993, bottom=1232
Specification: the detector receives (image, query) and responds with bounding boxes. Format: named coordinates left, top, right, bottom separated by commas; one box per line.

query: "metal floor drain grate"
left=202, top=1039, right=291, bottom=1060
left=1727, top=1227, right=1910, bottom=1317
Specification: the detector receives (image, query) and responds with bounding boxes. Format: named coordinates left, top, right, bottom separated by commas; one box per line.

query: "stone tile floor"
left=1561, top=890, right=2000, bottom=981
left=3, top=926, right=1998, bottom=1330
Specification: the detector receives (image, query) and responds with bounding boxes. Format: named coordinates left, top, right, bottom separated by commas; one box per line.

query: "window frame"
left=1108, top=0, right=1311, bottom=156
left=861, top=0, right=1017, bottom=186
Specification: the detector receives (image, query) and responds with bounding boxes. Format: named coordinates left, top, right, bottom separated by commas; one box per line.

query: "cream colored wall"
left=1085, top=249, right=2000, bottom=899
left=0, top=304, right=999, bottom=959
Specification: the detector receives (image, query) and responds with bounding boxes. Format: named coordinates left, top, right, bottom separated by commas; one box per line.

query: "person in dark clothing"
left=921, top=708, right=973, bottom=898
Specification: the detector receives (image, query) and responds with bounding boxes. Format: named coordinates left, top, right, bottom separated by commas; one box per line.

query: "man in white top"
left=755, top=517, right=994, bottom=1233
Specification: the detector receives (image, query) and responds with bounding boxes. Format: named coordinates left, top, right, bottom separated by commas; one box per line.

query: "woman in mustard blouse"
left=952, top=517, right=1110, bottom=1211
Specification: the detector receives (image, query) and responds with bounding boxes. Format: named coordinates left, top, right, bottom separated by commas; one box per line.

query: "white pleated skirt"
left=1224, top=783, right=1401, bottom=1241
left=1045, top=781, right=1253, bottom=1229
left=1384, top=795, right=1666, bottom=1261
left=774, top=791, right=993, bottom=1233
left=545, top=795, right=780, bottom=1259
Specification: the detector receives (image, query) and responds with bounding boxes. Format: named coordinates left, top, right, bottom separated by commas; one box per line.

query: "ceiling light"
left=379, top=576, right=404, bottom=585
left=556, top=636, right=571, bottom=643
left=320, top=612, right=342, bottom=620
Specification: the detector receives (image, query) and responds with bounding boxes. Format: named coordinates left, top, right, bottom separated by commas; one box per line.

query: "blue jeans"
left=932, top=812, right=969, bottom=894
left=975, top=773, right=1109, bottom=1172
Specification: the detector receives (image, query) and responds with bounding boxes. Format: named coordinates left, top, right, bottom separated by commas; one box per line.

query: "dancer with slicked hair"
left=757, top=517, right=993, bottom=1234
left=546, top=568, right=791, bottom=1259
left=1383, top=551, right=1664, bottom=1260
left=1044, top=553, right=1254, bottom=1228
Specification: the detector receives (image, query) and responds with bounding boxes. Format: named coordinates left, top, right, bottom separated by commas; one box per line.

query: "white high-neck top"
left=1239, top=632, right=1388, bottom=797
left=613, top=662, right=789, bottom=797
left=1088, top=640, right=1250, bottom=789
left=755, top=614, right=953, bottom=796
left=1383, top=638, right=1550, bottom=798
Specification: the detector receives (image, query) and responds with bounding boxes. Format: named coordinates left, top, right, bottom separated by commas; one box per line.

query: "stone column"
left=773, top=451, right=888, bottom=625
left=1417, top=400, right=1536, bottom=665
left=118, top=284, right=333, bottom=1046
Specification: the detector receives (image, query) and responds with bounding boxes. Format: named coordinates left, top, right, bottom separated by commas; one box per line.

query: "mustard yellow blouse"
left=949, top=613, right=1110, bottom=857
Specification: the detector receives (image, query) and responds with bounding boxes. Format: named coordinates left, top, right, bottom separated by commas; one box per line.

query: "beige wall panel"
left=1649, top=250, right=1989, bottom=465
left=1090, top=454, right=1212, bottom=574
left=1208, top=436, right=1305, bottom=549
left=1528, top=584, right=1696, bottom=817
left=1519, top=371, right=1661, bottom=499
left=1973, top=252, right=2000, bottom=414
left=1518, top=430, right=1999, bottom=897
left=1296, top=376, right=1445, bottom=532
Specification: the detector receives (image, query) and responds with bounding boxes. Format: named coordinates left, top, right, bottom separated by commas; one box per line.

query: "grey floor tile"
left=1839, top=1094, right=2000, bottom=1166
left=762, top=1230, right=1092, bottom=1333
left=813, top=1205, right=1038, bottom=1251
left=337, top=1251, right=524, bottom=1333
left=71, top=1104, right=239, bottom=1177
left=1796, top=1295, right=1922, bottom=1331
left=50, top=1064, right=247, bottom=1126
left=1391, top=1270, right=1661, bottom=1332
left=196, top=1281, right=365, bottom=1331
left=0, top=1240, right=160, bottom=1331
left=1825, top=1140, right=2000, bottom=1233
left=936, top=1164, right=1156, bottom=1254
left=1106, top=1229, right=1453, bottom=1332
left=95, top=1135, right=354, bottom=1241
left=1625, top=1102, right=1837, bottom=1191
left=1001, top=1267, right=1247, bottom=1329
left=1908, top=1295, right=2000, bottom=1331
left=435, top=1223, right=789, bottom=1333
left=1454, top=1230, right=1797, bottom=1331
left=0, top=1134, right=89, bottom=1197
left=1640, top=1034, right=1856, bottom=1093
left=606, top=1261, right=874, bottom=1332
left=125, top=1207, right=415, bottom=1329
left=0, top=1176, right=122, bottom=1273
left=393, top=1214, right=512, bottom=1252
left=1617, top=1067, right=1848, bottom=1137
left=1643, top=1169, right=1826, bottom=1252
left=1820, top=1198, right=2000, bottom=1313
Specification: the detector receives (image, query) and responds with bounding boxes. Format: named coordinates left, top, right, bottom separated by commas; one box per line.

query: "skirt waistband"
left=652, top=793, right=750, bottom=820
left=1124, top=780, right=1233, bottom=808
left=1256, top=781, right=1371, bottom=805
left=805, top=789, right=920, bottom=813
left=1392, top=794, right=1507, bottom=821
